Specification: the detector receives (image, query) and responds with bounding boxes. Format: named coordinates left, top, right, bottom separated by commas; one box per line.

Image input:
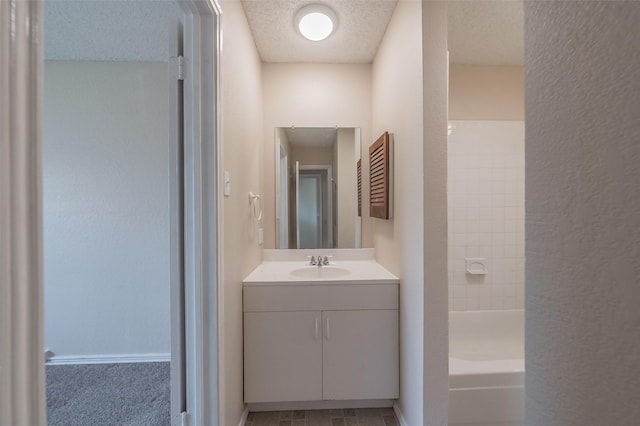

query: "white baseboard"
left=238, top=405, right=249, bottom=426
left=46, top=353, right=170, bottom=365
left=393, top=402, right=409, bottom=426
left=247, top=399, right=394, bottom=412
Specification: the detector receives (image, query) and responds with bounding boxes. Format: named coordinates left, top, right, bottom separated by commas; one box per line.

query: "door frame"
left=298, top=172, right=324, bottom=248
left=174, top=0, right=223, bottom=425
left=0, top=1, right=45, bottom=425
left=0, top=0, right=223, bottom=424
left=299, top=165, right=334, bottom=249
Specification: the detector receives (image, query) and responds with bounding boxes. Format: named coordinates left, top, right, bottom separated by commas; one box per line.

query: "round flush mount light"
left=295, top=4, right=338, bottom=41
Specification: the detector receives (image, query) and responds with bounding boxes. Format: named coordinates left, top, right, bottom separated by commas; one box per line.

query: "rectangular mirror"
left=275, top=127, right=361, bottom=249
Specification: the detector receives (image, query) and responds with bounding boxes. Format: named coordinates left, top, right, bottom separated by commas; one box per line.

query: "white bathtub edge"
left=448, top=385, right=524, bottom=425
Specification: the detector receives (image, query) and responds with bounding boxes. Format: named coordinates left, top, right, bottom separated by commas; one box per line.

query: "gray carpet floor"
left=46, top=362, right=170, bottom=426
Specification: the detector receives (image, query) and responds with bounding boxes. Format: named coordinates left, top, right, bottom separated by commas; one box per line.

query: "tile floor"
left=245, top=408, right=399, bottom=426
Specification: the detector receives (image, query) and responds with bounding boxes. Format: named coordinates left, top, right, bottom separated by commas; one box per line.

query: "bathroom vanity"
left=243, top=249, right=399, bottom=405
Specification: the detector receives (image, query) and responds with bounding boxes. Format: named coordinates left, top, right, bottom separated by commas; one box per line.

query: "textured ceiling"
left=285, top=127, right=337, bottom=149
left=45, top=0, right=181, bottom=61
left=448, top=0, right=524, bottom=65
left=44, top=0, right=524, bottom=65
left=241, top=0, right=398, bottom=63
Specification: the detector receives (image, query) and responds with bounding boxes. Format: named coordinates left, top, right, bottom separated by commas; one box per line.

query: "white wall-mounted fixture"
left=249, top=192, right=263, bottom=221
left=465, top=258, right=488, bottom=275
left=295, top=4, right=338, bottom=41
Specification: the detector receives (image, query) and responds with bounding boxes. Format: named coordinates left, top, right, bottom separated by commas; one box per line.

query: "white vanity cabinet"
left=243, top=283, right=399, bottom=404
left=244, top=311, right=323, bottom=402
left=321, top=309, right=399, bottom=400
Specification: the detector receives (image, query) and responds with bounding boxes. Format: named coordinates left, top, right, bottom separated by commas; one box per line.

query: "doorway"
left=0, top=1, right=221, bottom=425
left=447, top=2, right=525, bottom=425
left=42, top=2, right=181, bottom=424
left=38, top=1, right=219, bottom=425
left=298, top=167, right=333, bottom=249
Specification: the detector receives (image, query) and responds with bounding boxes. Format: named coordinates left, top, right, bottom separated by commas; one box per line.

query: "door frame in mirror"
left=297, top=165, right=334, bottom=249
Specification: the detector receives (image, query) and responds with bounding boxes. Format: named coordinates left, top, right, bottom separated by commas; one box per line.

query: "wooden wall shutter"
left=369, top=132, right=390, bottom=220
left=357, top=159, right=362, bottom=217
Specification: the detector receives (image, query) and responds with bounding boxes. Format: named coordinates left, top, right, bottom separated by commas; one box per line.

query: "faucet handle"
left=322, top=255, right=332, bottom=265
left=307, top=255, right=317, bottom=265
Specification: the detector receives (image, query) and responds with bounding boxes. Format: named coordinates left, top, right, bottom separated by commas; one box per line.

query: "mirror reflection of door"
left=298, top=172, right=322, bottom=248
left=297, top=167, right=332, bottom=249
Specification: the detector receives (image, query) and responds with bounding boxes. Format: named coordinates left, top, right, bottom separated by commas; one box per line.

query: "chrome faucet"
left=308, top=255, right=331, bottom=267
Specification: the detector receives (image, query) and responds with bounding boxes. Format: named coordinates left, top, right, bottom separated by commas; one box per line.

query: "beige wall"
left=421, top=3, right=449, bottom=424
left=449, top=64, right=524, bottom=120
left=291, top=146, right=333, bottom=166
left=220, top=1, right=264, bottom=424
left=371, top=1, right=448, bottom=424
left=262, top=63, right=373, bottom=249
left=336, top=128, right=357, bottom=248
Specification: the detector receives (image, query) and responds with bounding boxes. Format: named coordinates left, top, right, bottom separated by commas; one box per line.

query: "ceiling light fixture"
left=295, top=4, right=338, bottom=42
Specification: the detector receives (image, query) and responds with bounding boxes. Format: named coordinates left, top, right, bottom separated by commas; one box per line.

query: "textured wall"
left=525, top=1, right=640, bottom=425
left=45, top=1, right=181, bottom=61
left=448, top=121, right=525, bottom=311
left=43, top=61, right=170, bottom=358
left=220, top=1, right=265, bottom=425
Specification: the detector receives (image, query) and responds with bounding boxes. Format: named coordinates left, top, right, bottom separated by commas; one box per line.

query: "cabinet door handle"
left=325, top=317, right=330, bottom=340
left=315, top=317, right=319, bottom=341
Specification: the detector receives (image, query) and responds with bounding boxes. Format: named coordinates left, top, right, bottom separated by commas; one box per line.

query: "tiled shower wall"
left=448, top=121, right=525, bottom=311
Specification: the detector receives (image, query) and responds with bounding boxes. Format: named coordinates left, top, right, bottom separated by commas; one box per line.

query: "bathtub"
left=449, top=310, right=524, bottom=426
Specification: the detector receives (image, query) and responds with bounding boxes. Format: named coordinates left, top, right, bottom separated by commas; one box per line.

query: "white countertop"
left=243, top=259, right=399, bottom=286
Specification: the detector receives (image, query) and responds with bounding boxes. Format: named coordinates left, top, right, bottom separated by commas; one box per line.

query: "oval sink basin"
left=290, top=266, right=351, bottom=279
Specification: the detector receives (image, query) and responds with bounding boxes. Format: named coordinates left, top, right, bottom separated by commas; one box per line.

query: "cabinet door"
left=322, top=310, right=399, bottom=400
left=244, top=311, right=322, bottom=403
